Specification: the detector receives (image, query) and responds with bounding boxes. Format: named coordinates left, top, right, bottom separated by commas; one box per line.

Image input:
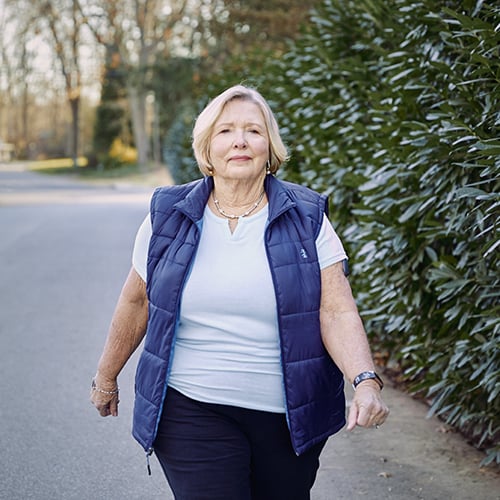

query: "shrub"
left=162, top=103, right=202, bottom=184
left=108, top=138, right=137, bottom=165
left=264, top=0, right=499, bottom=464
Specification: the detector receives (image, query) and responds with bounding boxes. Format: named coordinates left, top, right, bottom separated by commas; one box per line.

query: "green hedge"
left=263, top=0, right=499, bottom=464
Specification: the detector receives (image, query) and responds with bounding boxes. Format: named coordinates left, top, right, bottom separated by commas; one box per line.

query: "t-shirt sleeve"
left=316, top=214, right=348, bottom=270
left=132, top=213, right=152, bottom=282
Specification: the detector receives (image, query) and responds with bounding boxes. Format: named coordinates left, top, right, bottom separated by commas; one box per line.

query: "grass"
left=26, top=157, right=145, bottom=180
left=25, top=157, right=174, bottom=186
left=27, top=157, right=88, bottom=171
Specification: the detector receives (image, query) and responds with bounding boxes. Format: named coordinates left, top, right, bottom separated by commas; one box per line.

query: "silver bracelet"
left=91, top=378, right=119, bottom=395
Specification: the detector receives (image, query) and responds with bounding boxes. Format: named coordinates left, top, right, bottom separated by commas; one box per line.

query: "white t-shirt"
left=132, top=204, right=347, bottom=412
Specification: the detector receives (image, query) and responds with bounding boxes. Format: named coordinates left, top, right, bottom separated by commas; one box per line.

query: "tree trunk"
left=152, top=97, right=161, bottom=165
left=69, top=96, right=79, bottom=169
left=21, top=80, right=29, bottom=158
left=127, top=84, right=149, bottom=168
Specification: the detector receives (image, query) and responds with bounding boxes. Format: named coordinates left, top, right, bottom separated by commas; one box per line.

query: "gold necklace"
left=212, top=190, right=265, bottom=220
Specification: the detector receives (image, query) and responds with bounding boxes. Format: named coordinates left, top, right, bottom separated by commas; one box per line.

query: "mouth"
left=229, top=155, right=252, bottom=162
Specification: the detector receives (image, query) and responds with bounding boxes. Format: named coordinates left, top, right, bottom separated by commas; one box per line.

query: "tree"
left=2, top=0, right=101, bottom=161
left=0, top=2, right=38, bottom=157
left=35, top=0, right=89, bottom=168
left=205, top=0, right=320, bottom=69
left=92, top=45, right=128, bottom=166
left=81, top=0, right=201, bottom=167
left=0, top=7, right=17, bottom=147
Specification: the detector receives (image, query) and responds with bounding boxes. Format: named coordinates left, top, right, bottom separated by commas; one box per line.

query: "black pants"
left=153, top=387, right=326, bottom=500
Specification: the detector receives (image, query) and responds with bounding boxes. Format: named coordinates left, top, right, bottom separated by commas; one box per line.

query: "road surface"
left=0, top=163, right=498, bottom=499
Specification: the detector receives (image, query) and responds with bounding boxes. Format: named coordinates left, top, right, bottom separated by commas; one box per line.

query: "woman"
left=90, top=85, right=388, bottom=500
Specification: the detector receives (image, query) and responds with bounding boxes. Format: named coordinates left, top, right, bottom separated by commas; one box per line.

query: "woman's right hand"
left=90, top=374, right=120, bottom=417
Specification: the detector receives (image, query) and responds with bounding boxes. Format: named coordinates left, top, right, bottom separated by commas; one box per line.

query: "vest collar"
left=173, top=177, right=213, bottom=221
left=173, top=174, right=297, bottom=222
left=265, top=175, right=297, bottom=222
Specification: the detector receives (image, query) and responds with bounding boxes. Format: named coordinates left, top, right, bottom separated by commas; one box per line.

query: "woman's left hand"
left=347, top=382, right=389, bottom=431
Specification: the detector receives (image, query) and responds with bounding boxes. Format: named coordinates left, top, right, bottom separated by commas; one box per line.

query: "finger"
left=355, top=405, right=372, bottom=428
left=346, top=402, right=359, bottom=431
left=364, top=404, right=389, bottom=429
left=91, top=394, right=113, bottom=417
left=99, top=404, right=112, bottom=417
left=375, top=404, right=390, bottom=425
left=366, top=409, right=384, bottom=427
left=109, top=398, right=119, bottom=417
left=91, top=391, right=115, bottom=410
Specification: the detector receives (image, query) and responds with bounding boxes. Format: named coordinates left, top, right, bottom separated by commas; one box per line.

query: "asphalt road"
left=0, top=163, right=498, bottom=500
left=0, top=164, right=167, bottom=499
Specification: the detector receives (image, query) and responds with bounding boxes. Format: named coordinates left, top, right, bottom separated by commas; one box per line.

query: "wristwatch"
left=352, top=371, right=384, bottom=390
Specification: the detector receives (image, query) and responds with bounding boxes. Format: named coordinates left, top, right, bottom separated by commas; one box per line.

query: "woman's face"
left=209, top=99, right=269, bottom=183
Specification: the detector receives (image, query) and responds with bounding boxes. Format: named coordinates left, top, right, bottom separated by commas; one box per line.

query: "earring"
left=266, top=160, right=271, bottom=175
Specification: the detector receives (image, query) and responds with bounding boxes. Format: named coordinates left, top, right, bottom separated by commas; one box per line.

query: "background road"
left=0, top=163, right=498, bottom=499
left=0, top=164, right=168, bottom=499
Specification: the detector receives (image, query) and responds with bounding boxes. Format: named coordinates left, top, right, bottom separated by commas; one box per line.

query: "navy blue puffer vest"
left=132, top=175, right=346, bottom=455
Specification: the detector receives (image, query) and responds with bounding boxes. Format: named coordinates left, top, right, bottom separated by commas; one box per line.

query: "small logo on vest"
left=300, top=248, right=308, bottom=259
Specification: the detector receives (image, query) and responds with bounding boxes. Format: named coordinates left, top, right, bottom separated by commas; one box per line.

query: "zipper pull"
left=146, top=448, right=154, bottom=476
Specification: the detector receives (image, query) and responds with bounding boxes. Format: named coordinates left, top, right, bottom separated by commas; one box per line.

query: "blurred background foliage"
left=1, top=0, right=498, bottom=465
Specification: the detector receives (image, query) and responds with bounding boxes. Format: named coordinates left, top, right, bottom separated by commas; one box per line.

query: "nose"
left=233, top=131, right=247, bottom=148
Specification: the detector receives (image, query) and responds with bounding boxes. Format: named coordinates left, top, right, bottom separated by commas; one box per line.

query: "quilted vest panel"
left=132, top=175, right=345, bottom=455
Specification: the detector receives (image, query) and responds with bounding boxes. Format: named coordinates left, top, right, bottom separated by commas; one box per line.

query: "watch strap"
left=352, top=371, right=384, bottom=390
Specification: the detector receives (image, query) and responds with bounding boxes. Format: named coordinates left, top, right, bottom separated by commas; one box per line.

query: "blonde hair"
left=192, top=85, right=288, bottom=176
